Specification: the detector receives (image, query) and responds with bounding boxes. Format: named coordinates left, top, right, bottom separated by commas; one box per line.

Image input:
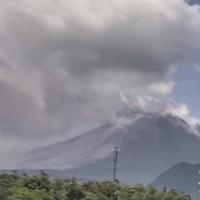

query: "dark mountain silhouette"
left=150, top=162, right=200, bottom=198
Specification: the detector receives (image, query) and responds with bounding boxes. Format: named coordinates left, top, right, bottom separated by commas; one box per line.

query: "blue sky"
left=172, top=67, right=200, bottom=117
left=171, top=0, right=200, bottom=117
left=172, top=0, right=200, bottom=117
left=189, top=0, right=200, bottom=5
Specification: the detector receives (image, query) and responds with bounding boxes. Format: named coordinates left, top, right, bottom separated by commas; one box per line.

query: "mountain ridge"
left=150, top=161, right=200, bottom=198
left=22, top=112, right=200, bottom=184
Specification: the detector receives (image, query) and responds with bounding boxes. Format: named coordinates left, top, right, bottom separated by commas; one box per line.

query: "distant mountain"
left=0, top=169, right=93, bottom=182
left=150, top=162, right=200, bottom=198
left=23, top=112, right=200, bottom=184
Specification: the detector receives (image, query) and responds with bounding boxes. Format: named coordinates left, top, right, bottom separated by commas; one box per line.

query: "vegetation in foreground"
left=0, top=171, right=191, bottom=200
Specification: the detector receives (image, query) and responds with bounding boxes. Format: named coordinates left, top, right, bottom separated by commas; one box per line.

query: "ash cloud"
left=0, top=0, right=200, bottom=167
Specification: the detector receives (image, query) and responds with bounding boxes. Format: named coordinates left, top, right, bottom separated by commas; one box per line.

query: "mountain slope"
left=23, top=113, right=200, bottom=184
left=150, top=162, right=200, bottom=198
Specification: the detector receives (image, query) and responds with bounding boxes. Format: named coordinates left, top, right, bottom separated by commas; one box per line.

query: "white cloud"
left=147, top=81, right=175, bottom=96
left=119, top=94, right=200, bottom=130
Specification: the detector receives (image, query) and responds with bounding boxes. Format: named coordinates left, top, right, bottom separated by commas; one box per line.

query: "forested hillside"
left=0, top=171, right=191, bottom=200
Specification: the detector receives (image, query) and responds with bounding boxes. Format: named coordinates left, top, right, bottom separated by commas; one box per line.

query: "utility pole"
left=113, top=146, right=119, bottom=182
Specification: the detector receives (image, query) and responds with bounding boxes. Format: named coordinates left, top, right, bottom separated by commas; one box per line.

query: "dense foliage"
left=0, top=171, right=191, bottom=200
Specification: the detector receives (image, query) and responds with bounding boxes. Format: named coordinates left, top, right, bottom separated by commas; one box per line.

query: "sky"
left=189, top=0, right=200, bottom=5
left=0, top=0, right=200, bottom=167
left=172, top=0, right=200, bottom=117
